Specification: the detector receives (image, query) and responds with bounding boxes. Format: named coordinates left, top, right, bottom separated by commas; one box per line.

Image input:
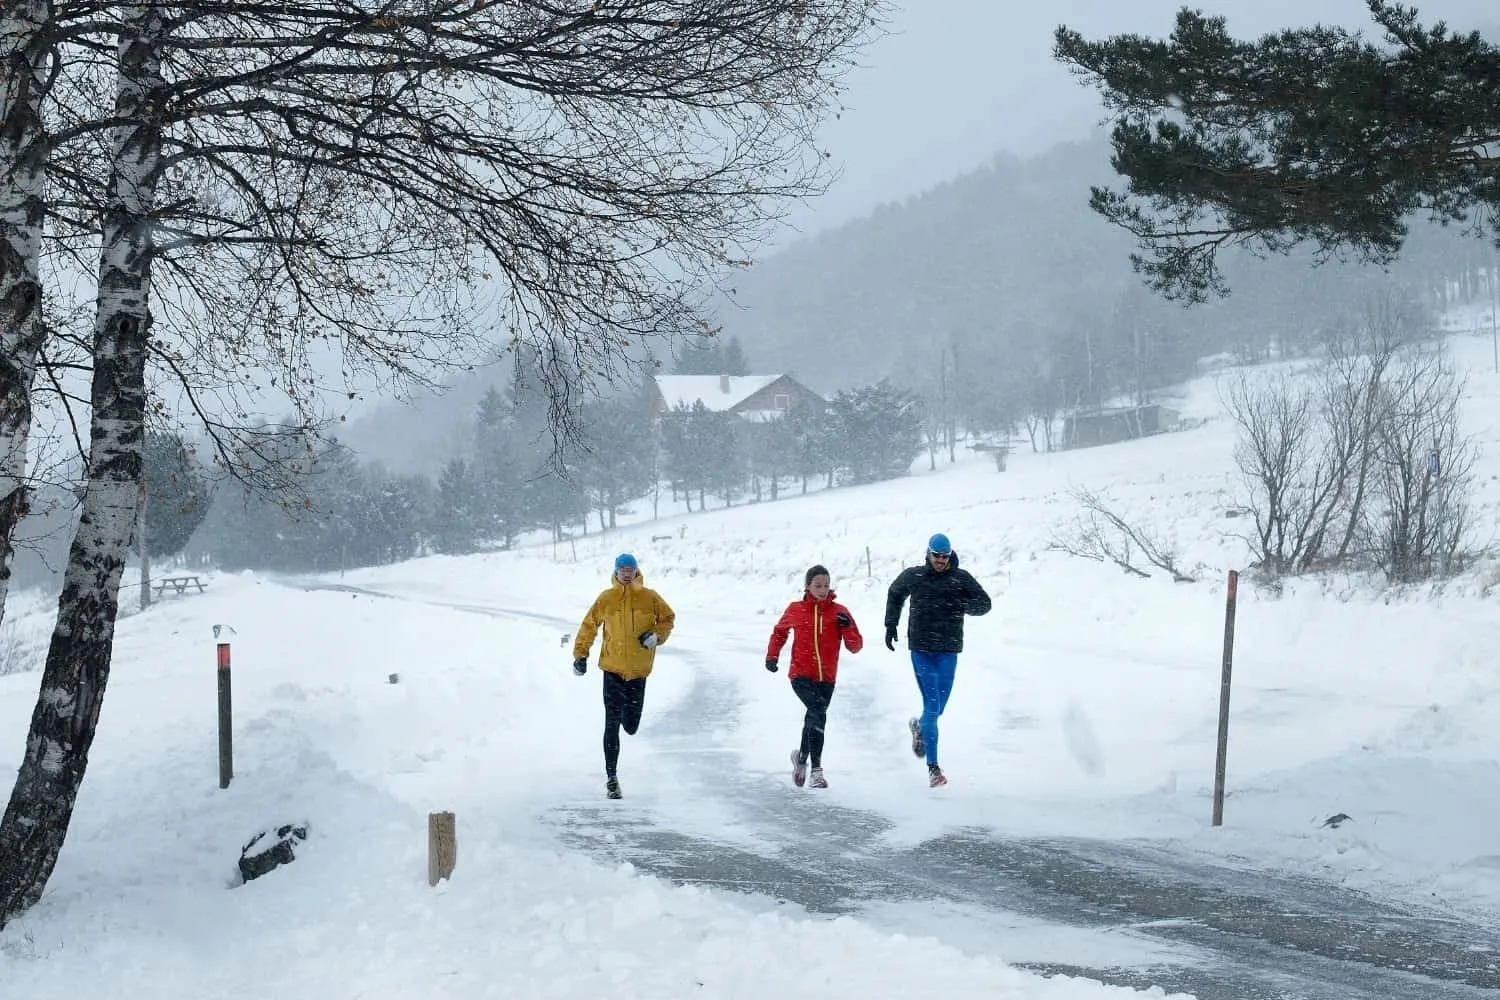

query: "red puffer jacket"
left=766, top=591, right=864, bottom=684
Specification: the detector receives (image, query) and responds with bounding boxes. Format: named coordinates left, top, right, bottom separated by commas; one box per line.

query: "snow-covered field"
left=3, top=330, right=1500, bottom=999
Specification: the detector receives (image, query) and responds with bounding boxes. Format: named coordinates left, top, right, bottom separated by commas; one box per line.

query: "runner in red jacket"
left=765, top=564, right=863, bottom=788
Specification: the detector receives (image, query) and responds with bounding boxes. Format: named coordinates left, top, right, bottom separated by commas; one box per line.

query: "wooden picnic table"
left=154, top=575, right=207, bottom=597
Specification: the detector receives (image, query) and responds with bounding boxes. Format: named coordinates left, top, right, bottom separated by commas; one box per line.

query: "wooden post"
left=217, top=641, right=233, bottom=789
left=865, top=545, right=872, bottom=579
left=428, top=811, right=457, bottom=885
left=1212, top=570, right=1239, bottom=827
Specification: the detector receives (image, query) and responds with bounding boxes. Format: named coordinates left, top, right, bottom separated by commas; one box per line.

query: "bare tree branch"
left=1048, top=487, right=1196, bottom=582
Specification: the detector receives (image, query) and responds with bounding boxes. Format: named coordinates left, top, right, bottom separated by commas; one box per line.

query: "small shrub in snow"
left=1047, top=488, right=1197, bottom=582
left=0, top=597, right=51, bottom=677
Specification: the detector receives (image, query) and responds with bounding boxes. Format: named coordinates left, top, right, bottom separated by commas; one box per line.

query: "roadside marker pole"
left=1212, top=570, right=1239, bottom=827
left=217, top=640, right=233, bottom=789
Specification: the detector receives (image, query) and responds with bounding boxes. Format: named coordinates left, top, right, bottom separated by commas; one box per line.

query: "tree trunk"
left=0, top=0, right=54, bottom=632
left=137, top=481, right=150, bottom=611
left=0, top=2, right=164, bottom=930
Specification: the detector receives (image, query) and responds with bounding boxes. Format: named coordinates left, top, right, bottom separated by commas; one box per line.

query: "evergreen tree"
left=361, top=464, right=432, bottom=564
left=696, top=406, right=747, bottom=506
left=501, top=342, right=589, bottom=539
left=658, top=402, right=706, bottom=511
left=1054, top=4, right=1500, bottom=300
left=784, top=400, right=835, bottom=493
left=746, top=414, right=796, bottom=501
left=722, top=336, right=751, bottom=376
left=304, top=439, right=371, bottom=572
left=673, top=340, right=723, bottom=375
left=522, top=459, right=590, bottom=541
left=433, top=458, right=485, bottom=555
left=142, top=431, right=212, bottom=559
left=471, top=385, right=528, bottom=547
left=188, top=424, right=316, bottom=571
left=578, top=398, right=655, bottom=529
left=672, top=335, right=750, bottom=375
left=949, top=338, right=1022, bottom=441
left=828, top=381, right=923, bottom=485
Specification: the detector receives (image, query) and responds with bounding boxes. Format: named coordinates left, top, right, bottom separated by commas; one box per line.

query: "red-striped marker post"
left=217, top=641, right=233, bottom=789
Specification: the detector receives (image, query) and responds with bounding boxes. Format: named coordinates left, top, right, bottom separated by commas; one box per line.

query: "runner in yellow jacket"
left=572, top=552, right=676, bottom=799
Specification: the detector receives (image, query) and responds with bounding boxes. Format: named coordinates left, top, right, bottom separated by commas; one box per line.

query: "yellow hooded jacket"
left=572, top=571, right=676, bottom=680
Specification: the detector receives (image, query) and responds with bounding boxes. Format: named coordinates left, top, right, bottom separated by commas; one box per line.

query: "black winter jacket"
left=884, top=551, right=991, bottom=653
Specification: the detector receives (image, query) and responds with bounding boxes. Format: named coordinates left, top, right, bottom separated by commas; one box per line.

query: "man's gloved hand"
left=835, top=612, right=852, bottom=629
left=572, top=657, right=587, bottom=676
left=639, top=630, right=658, bottom=649
left=884, top=627, right=898, bottom=651
left=765, top=658, right=779, bottom=672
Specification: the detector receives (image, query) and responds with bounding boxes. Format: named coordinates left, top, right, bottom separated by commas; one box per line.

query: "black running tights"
left=791, top=678, right=835, bottom=768
left=602, top=671, right=648, bottom=778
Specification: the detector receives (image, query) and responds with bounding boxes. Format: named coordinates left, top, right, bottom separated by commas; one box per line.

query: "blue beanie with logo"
left=927, top=533, right=952, bottom=555
left=614, top=552, right=638, bottom=571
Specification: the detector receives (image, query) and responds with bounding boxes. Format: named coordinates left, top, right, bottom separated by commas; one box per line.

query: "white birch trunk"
left=0, top=0, right=55, bottom=631
left=0, top=1, right=165, bottom=928
left=138, top=480, right=150, bottom=611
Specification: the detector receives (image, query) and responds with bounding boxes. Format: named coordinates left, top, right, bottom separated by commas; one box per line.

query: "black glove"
left=835, top=612, right=852, bottom=628
left=765, top=658, right=779, bottom=672
left=638, top=630, right=658, bottom=650
left=572, top=657, right=587, bottom=676
left=884, top=627, right=897, bottom=651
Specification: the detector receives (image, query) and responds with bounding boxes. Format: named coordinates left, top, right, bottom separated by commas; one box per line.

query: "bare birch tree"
left=0, top=0, right=60, bottom=631
left=0, top=0, right=885, bottom=929
left=0, top=0, right=166, bottom=924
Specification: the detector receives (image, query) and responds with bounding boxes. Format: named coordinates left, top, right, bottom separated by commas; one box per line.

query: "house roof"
left=653, top=374, right=784, bottom=413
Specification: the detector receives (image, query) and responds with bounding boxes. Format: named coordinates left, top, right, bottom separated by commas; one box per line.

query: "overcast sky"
left=789, top=0, right=1498, bottom=236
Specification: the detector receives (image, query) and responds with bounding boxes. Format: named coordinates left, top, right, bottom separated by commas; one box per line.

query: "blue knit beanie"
left=927, top=533, right=952, bottom=555
left=614, top=552, right=638, bottom=571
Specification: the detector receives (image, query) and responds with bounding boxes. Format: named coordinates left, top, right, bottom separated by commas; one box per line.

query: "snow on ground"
left=3, top=331, right=1500, bottom=998
left=0, top=575, right=1165, bottom=999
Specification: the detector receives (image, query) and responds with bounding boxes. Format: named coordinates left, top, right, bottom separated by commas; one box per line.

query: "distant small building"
left=649, top=374, right=825, bottom=423
left=1062, top=403, right=1180, bottom=450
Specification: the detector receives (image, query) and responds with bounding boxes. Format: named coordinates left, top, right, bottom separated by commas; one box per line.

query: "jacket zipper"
left=813, top=602, right=824, bottom=682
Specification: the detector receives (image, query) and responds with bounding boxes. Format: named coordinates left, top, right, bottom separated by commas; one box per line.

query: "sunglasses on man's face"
left=928, top=551, right=950, bottom=560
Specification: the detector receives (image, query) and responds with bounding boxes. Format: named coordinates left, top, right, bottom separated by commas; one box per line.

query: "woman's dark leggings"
left=791, top=678, right=835, bottom=767
left=603, top=671, right=647, bottom=778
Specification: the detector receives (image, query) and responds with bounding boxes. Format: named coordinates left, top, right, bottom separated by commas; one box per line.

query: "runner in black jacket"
left=884, top=532, right=991, bottom=786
